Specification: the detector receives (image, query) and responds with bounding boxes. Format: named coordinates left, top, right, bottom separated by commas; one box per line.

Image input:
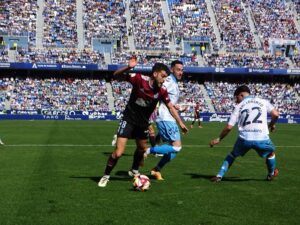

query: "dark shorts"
left=117, top=119, right=149, bottom=140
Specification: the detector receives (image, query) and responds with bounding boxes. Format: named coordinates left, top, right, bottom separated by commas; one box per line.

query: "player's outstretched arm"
left=209, top=124, right=233, bottom=147
left=167, top=102, right=188, bottom=134
left=268, top=108, right=279, bottom=132
left=113, top=56, right=138, bottom=78
left=174, top=104, right=188, bottom=112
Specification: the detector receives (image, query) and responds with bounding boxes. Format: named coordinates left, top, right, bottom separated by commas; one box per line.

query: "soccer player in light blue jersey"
left=210, top=85, right=279, bottom=182
left=145, top=60, right=186, bottom=180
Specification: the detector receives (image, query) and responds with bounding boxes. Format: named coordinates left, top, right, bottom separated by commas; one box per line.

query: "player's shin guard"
left=266, top=153, right=276, bottom=175
left=156, top=152, right=177, bottom=171
left=150, top=144, right=180, bottom=154
left=104, top=154, right=119, bottom=175
left=217, top=153, right=235, bottom=177
left=131, top=149, right=144, bottom=170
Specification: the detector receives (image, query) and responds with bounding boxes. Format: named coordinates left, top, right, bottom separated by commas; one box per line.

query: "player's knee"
left=173, top=146, right=182, bottom=152
left=112, top=149, right=124, bottom=158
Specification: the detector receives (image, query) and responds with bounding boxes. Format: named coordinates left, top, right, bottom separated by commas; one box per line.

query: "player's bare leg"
left=98, top=137, right=128, bottom=187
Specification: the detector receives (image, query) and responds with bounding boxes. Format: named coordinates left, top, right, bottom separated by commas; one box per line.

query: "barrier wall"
left=1, top=62, right=300, bottom=75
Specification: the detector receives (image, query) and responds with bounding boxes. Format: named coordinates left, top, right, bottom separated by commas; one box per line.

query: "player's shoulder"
left=130, top=73, right=149, bottom=80
left=164, top=76, right=174, bottom=86
left=164, top=76, right=177, bottom=88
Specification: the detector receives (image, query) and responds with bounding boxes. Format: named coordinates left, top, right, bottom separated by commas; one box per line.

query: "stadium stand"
left=0, top=0, right=299, bottom=117
left=1, top=77, right=108, bottom=111
left=248, top=0, right=299, bottom=50
left=205, top=81, right=300, bottom=114
left=204, top=53, right=289, bottom=68
left=43, top=0, right=78, bottom=48
left=16, top=48, right=105, bottom=65
left=130, top=0, right=170, bottom=51
left=0, top=0, right=37, bottom=46
left=83, top=0, right=128, bottom=49
left=212, top=0, right=257, bottom=52
left=167, top=0, right=218, bottom=51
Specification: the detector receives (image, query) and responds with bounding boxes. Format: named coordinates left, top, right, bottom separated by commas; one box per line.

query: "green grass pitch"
left=0, top=121, right=299, bottom=225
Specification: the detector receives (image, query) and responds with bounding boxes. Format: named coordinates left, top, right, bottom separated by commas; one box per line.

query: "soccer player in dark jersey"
left=98, top=57, right=188, bottom=187
left=191, top=102, right=203, bottom=128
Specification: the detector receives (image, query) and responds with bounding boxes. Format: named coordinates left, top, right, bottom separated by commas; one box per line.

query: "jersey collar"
left=170, top=73, right=177, bottom=83
left=241, top=95, right=253, bottom=102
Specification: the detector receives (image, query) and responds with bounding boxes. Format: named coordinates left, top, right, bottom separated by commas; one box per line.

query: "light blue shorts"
left=156, top=121, right=181, bottom=142
left=232, top=138, right=275, bottom=158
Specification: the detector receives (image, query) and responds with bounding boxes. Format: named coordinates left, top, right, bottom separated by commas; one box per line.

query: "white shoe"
left=111, top=134, right=117, bottom=146
left=128, top=169, right=140, bottom=177
left=155, top=154, right=164, bottom=157
left=98, top=175, right=110, bottom=187
left=0, top=139, right=4, bottom=145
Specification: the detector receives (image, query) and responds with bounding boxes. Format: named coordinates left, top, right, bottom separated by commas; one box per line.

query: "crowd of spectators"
left=0, top=49, right=8, bottom=62
left=179, top=80, right=210, bottom=117
left=0, top=77, right=108, bottom=111
left=0, top=0, right=37, bottom=46
left=168, top=0, right=217, bottom=51
left=15, top=48, right=105, bottom=65
left=205, top=81, right=300, bottom=114
left=43, top=0, right=78, bottom=48
left=83, top=0, right=128, bottom=49
left=248, top=0, right=299, bottom=50
left=111, top=80, right=132, bottom=112
left=292, top=55, right=300, bottom=68
left=294, top=0, right=300, bottom=15
left=130, top=0, right=170, bottom=50
left=111, top=51, right=198, bottom=66
left=0, top=77, right=298, bottom=115
left=212, top=0, right=257, bottom=52
left=204, top=53, right=289, bottom=68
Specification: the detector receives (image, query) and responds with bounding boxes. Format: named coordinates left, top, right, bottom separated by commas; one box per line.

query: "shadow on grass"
left=185, top=173, right=264, bottom=182
left=102, top=152, right=132, bottom=157
left=70, top=170, right=132, bottom=183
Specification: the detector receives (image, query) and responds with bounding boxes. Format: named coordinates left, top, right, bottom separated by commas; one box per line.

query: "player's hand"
left=180, top=123, right=189, bottom=134
left=128, top=56, right=138, bottom=68
left=209, top=138, right=220, bottom=147
left=269, top=124, right=276, bottom=132
left=174, top=104, right=180, bottom=110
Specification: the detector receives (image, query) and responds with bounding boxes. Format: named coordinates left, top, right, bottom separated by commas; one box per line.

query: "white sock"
left=132, top=169, right=139, bottom=174
left=146, top=148, right=151, bottom=154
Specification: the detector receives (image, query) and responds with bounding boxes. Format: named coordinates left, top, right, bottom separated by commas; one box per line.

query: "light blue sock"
left=150, top=144, right=177, bottom=154
left=217, top=153, right=235, bottom=177
left=266, top=154, right=276, bottom=175
left=157, top=152, right=177, bottom=170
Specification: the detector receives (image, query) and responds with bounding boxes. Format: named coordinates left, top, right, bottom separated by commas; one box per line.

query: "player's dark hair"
left=152, top=63, right=170, bottom=75
left=234, top=85, right=251, bottom=96
left=171, top=60, right=183, bottom=68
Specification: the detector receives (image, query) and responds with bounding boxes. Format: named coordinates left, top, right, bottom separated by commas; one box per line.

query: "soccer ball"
left=132, top=175, right=151, bottom=191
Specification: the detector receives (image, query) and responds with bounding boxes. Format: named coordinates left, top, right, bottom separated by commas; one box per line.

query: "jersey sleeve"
left=228, top=106, right=239, bottom=126
left=265, top=99, right=275, bottom=113
left=160, top=86, right=171, bottom=105
left=126, top=73, right=139, bottom=86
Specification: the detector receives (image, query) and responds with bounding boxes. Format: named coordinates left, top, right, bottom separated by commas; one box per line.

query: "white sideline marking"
left=2, top=144, right=300, bottom=148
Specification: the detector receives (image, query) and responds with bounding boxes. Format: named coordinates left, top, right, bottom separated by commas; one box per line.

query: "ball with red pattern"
left=132, top=175, right=151, bottom=191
